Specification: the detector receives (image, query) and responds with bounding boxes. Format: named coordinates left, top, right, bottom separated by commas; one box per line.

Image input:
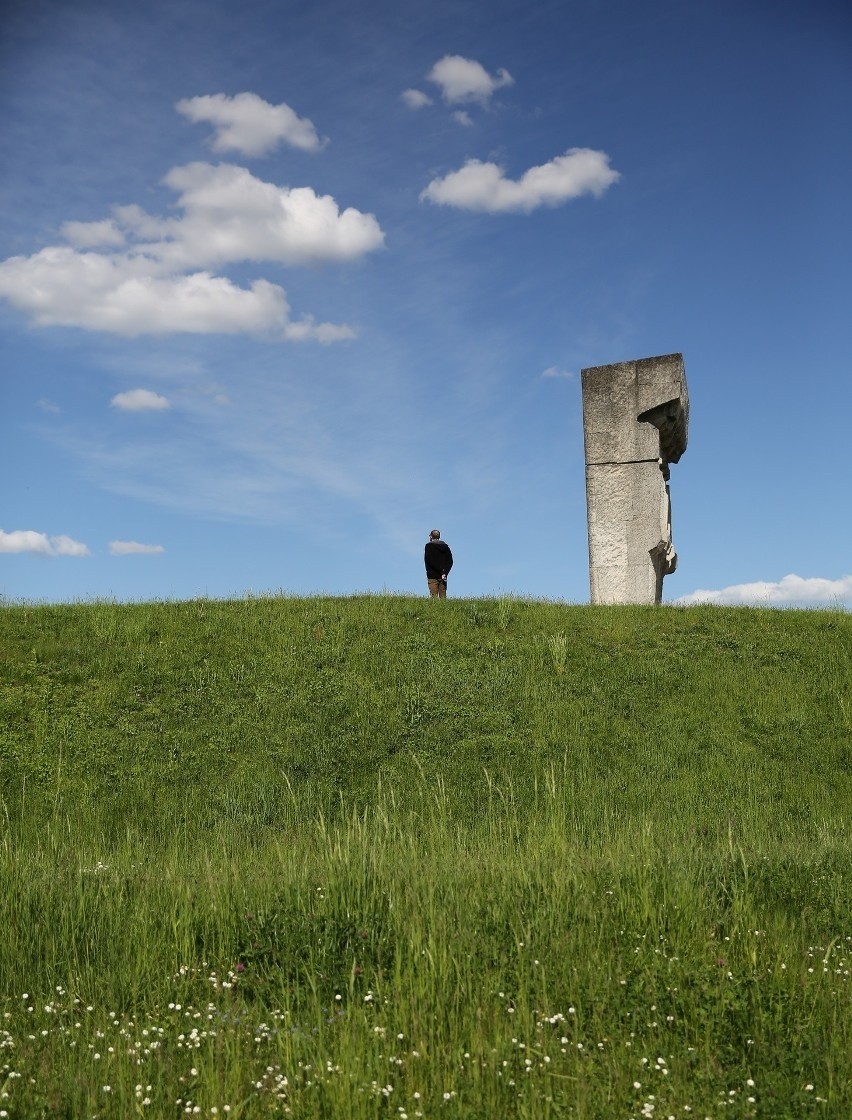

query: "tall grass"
left=0, top=595, right=850, bottom=1117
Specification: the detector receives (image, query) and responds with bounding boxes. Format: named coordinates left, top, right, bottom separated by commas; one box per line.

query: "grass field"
left=1, top=595, right=850, bottom=1118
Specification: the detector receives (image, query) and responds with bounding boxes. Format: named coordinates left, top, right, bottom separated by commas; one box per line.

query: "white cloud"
left=61, top=219, right=125, bottom=248
left=0, top=529, right=90, bottom=556
left=154, top=162, right=385, bottom=269
left=0, top=250, right=352, bottom=339
left=111, top=389, right=171, bottom=411
left=0, top=162, right=380, bottom=338
left=427, top=55, right=514, bottom=105
left=541, top=366, right=575, bottom=379
left=109, top=540, right=165, bottom=555
left=37, top=397, right=60, bottom=412
left=421, top=148, right=621, bottom=213
left=176, top=92, right=324, bottom=156
left=111, top=205, right=173, bottom=240
left=452, top=110, right=474, bottom=127
left=675, top=573, right=852, bottom=608
left=402, top=88, right=433, bottom=109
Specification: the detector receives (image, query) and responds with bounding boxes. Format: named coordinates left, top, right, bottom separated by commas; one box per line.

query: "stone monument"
left=581, top=353, right=689, bottom=604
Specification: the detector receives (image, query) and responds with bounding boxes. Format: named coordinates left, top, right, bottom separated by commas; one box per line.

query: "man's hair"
left=429, top=529, right=440, bottom=539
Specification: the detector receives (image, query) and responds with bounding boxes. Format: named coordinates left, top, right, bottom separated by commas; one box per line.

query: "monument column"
left=581, top=353, right=689, bottom=604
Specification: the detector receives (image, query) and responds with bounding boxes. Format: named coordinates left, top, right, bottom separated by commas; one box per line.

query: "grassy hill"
left=1, top=596, right=850, bottom=1118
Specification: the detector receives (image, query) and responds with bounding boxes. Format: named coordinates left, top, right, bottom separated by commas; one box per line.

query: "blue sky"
left=2, top=0, right=850, bottom=607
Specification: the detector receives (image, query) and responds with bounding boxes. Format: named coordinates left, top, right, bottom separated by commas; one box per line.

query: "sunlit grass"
left=0, top=595, right=850, bottom=1116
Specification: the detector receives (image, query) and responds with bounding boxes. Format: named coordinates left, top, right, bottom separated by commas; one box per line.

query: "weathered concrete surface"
left=581, top=353, right=689, bottom=604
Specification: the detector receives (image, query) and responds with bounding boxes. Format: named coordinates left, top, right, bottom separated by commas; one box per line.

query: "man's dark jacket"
left=424, top=540, right=453, bottom=581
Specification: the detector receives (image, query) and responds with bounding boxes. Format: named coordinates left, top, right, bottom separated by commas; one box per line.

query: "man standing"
left=424, top=529, right=453, bottom=598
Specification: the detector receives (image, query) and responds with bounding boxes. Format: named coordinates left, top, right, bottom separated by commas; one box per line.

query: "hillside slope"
left=1, top=595, right=849, bottom=840
left=1, top=596, right=851, bottom=1118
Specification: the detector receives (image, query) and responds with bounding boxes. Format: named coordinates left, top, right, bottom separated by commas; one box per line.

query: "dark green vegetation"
left=1, top=596, right=850, bottom=1118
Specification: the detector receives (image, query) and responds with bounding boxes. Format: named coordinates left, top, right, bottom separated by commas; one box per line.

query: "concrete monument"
left=581, top=353, right=689, bottom=604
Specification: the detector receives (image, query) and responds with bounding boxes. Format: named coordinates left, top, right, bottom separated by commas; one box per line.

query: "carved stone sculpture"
left=581, top=353, right=689, bottom=604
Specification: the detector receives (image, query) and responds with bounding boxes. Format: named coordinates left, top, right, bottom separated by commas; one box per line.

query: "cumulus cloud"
left=541, top=366, right=575, bottom=379
left=176, top=92, right=324, bottom=156
left=675, top=574, right=852, bottom=608
left=109, top=540, right=165, bottom=555
left=427, top=55, right=513, bottom=105
left=111, top=389, right=171, bottom=411
left=0, top=251, right=352, bottom=339
left=0, top=162, right=381, bottom=338
left=0, top=529, right=90, bottom=556
left=111, top=205, right=173, bottom=240
left=402, top=88, right=433, bottom=109
left=452, top=110, right=474, bottom=127
left=421, top=148, right=621, bottom=212
left=154, top=162, right=385, bottom=269
left=61, top=219, right=125, bottom=248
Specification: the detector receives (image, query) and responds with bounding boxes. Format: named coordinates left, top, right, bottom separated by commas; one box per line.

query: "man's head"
left=429, top=529, right=441, bottom=540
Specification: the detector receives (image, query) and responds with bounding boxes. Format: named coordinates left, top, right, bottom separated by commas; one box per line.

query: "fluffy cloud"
left=0, top=251, right=352, bottom=339
left=0, top=162, right=381, bottom=338
left=427, top=55, right=513, bottom=105
left=109, top=540, right=165, bottom=555
left=452, top=110, right=474, bottom=128
left=153, top=162, right=385, bottom=269
left=421, top=148, right=621, bottom=212
left=111, top=389, right=171, bottom=411
left=675, top=574, right=852, bottom=608
left=176, top=92, right=324, bottom=156
left=541, top=366, right=575, bottom=379
left=401, top=88, right=433, bottom=109
left=0, top=529, right=90, bottom=556
left=61, top=219, right=125, bottom=248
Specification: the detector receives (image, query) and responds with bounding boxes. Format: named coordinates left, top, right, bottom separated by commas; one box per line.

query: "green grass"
left=0, top=595, right=850, bottom=1118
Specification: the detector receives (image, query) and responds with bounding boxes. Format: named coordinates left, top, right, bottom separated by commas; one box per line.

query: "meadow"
left=0, top=594, right=850, bottom=1119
